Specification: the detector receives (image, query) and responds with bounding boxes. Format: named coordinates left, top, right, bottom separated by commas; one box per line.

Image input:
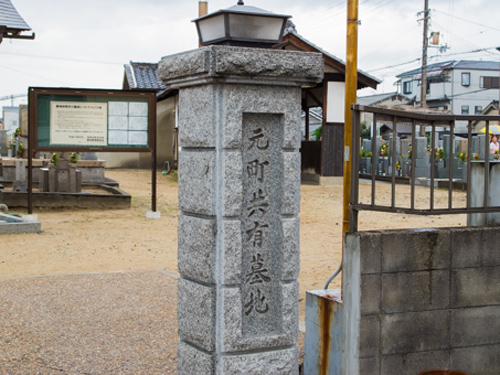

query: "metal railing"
left=350, top=104, right=500, bottom=231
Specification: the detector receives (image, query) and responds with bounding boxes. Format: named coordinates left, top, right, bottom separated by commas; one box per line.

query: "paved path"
left=0, top=270, right=179, bottom=374
left=0, top=269, right=305, bottom=374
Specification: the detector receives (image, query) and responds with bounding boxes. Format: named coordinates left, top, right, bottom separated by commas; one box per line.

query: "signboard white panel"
left=50, top=101, right=108, bottom=146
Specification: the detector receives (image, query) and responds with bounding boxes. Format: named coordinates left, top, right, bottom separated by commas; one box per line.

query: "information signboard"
left=29, top=87, right=156, bottom=152
left=26, top=87, right=158, bottom=215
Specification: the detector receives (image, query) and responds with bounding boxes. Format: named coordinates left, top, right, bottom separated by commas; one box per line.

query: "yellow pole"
left=198, top=1, right=208, bottom=48
left=342, top=0, right=359, bottom=284
left=199, top=0, right=208, bottom=17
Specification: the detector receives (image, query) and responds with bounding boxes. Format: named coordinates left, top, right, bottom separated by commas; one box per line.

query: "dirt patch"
left=0, top=169, right=465, bottom=320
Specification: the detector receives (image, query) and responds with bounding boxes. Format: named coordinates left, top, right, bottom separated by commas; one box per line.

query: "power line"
left=362, top=0, right=398, bottom=15
left=366, top=46, right=499, bottom=74
left=366, top=58, right=421, bottom=73
left=448, top=87, right=497, bottom=98
left=298, top=0, right=398, bottom=39
left=0, top=51, right=123, bottom=66
left=0, top=63, right=68, bottom=85
left=293, top=0, right=345, bottom=24
left=433, top=9, right=500, bottom=33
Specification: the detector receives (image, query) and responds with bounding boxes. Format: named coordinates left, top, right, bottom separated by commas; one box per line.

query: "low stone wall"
left=0, top=158, right=106, bottom=183
left=343, top=227, right=500, bottom=375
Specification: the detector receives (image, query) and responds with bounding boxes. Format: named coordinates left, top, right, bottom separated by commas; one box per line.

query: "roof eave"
left=277, top=33, right=380, bottom=90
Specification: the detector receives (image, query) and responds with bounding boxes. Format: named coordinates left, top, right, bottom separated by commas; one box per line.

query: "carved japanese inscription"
left=241, top=113, right=284, bottom=337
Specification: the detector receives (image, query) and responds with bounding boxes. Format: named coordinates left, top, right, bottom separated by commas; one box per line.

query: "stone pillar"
left=159, top=46, right=323, bottom=375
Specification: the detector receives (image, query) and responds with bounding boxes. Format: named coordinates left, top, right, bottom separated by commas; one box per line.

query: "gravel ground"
left=0, top=270, right=179, bottom=374
left=0, top=269, right=305, bottom=374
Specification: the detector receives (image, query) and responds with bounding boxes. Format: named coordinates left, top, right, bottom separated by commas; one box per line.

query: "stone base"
left=301, top=173, right=343, bottom=185
left=0, top=213, right=41, bottom=234
left=12, top=180, right=27, bottom=192
left=178, top=341, right=299, bottom=375
left=1, top=158, right=106, bottom=183
left=0, top=185, right=131, bottom=209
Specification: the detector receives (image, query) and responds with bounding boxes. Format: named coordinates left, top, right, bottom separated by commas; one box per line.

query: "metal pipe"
left=430, top=121, right=435, bottom=211
left=371, top=113, right=377, bottom=206
left=324, top=260, right=343, bottom=290
left=411, top=118, right=416, bottom=210
left=391, top=117, right=397, bottom=208
left=448, top=121, right=454, bottom=210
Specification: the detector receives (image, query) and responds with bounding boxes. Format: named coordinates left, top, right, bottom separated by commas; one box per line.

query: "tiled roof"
left=396, top=61, right=455, bottom=78
left=124, top=62, right=165, bottom=90
left=282, top=29, right=381, bottom=86
left=453, top=60, right=500, bottom=71
left=0, top=0, right=31, bottom=31
left=357, top=92, right=411, bottom=106
left=397, top=60, right=499, bottom=78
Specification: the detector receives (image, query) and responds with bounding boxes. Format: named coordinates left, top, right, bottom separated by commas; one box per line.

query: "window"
left=461, top=105, right=470, bottom=115
left=480, top=76, right=500, bottom=89
left=403, top=81, right=413, bottom=94
left=475, top=106, right=483, bottom=115
left=461, top=72, right=470, bottom=86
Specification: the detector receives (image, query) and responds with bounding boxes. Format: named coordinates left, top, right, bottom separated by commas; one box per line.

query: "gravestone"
left=40, top=157, right=82, bottom=193
left=432, top=131, right=439, bottom=150
left=435, top=134, right=450, bottom=179
left=442, top=134, right=452, bottom=163
left=400, top=139, right=411, bottom=158
left=361, top=139, right=373, bottom=174
left=159, top=46, right=322, bottom=375
left=457, top=138, right=467, bottom=154
left=362, top=138, right=372, bottom=153
left=476, top=134, right=488, bottom=160
left=0, top=130, right=8, bottom=156
left=413, top=136, right=429, bottom=177
left=375, top=136, right=383, bottom=174
left=12, top=159, right=27, bottom=192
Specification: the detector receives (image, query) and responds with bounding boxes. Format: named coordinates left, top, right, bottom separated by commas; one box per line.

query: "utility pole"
left=419, top=0, right=430, bottom=136
left=421, top=0, right=429, bottom=110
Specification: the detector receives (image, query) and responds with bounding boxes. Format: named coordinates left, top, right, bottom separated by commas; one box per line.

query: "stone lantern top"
left=158, top=45, right=323, bottom=89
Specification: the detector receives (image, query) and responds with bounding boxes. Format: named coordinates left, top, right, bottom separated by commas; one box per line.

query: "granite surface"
left=159, top=45, right=323, bottom=88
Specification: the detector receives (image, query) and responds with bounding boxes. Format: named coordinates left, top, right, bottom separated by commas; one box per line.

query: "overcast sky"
left=1, top=0, right=499, bottom=108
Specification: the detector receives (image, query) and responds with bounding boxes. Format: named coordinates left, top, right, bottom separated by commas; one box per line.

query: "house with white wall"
left=1, top=106, right=19, bottom=134
left=396, top=60, right=500, bottom=133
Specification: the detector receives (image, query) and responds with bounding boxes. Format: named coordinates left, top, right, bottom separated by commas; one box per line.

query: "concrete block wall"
left=343, top=227, right=500, bottom=375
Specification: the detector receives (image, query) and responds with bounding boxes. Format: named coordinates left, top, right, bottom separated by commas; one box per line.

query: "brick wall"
left=343, top=227, right=500, bottom=375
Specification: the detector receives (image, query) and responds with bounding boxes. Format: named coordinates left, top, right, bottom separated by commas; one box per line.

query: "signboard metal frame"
left=27, top=87, right=158, bottom=214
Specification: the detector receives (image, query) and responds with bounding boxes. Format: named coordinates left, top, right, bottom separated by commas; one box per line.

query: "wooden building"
left=274, top=25, right=380, bottom=183
left=118, top=24, right=380, bottom=180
